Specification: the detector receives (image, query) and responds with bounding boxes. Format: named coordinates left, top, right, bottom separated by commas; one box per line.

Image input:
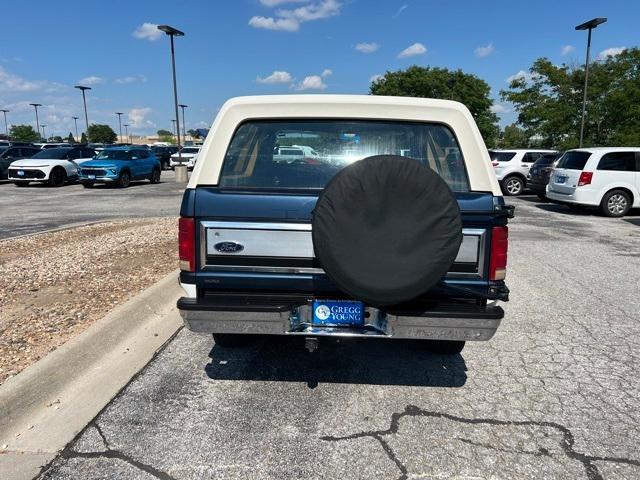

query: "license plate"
left=312, top=300, right=364, bottom=326
left=555, top=175, right=567, bottom=184
left=88, top=175, right=96, bottom=180
left=17, top=170, right=24, bottom=176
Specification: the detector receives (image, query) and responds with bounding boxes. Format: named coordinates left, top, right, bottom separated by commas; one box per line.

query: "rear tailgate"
left=187, top=188, right=507, bottom=299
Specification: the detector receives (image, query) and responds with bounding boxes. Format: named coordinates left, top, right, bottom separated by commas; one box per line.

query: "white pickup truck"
left=177, top=95, right=513, bottom=354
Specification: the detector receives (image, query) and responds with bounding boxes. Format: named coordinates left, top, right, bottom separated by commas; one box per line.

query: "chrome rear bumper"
left=178, top=300, right=502, bottom=341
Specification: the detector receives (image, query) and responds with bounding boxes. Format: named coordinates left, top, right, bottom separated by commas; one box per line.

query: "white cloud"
left=370, top=74, right=384, bottom=83
left=132, top=23, right=162, bottom=41
left=505, top=70, right=540, bottom=83
left=259, top=0, right=308, bottom=6
left=597, top=47, right=626, bottom=60
left=321, top=68, right=332, bottom=77
left=257, top=70, right=293, bottom=84
left=296, top=75, right=327, bottom=90
left=561, top=45, right=575, bottom=56
left=248, top=16, right=299, bottom=31
left=398, top=42, right=427, bottom=58
left=474, top=43, right=494, bottom=58
left=0, top=66, right=40, bottom=92
left=393, top=4, right=407, bottom=17
left=78, top=76, right=105, bottom=86
left=490, top=103, right=509, bottom=114
left=115, top=75, right=147, bottom=84
left=355, top=42, right=380, bottom=54
left=128, top=107, right=154, bottom=128
left=249, top=0, right=341, bottom=32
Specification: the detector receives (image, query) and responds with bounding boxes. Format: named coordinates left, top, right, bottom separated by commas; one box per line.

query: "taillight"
left=489, top=226, right=508, bottom=281
left=492, top=161, right=499, bottom=167
left=578, top=171, right=593, bottom=186
left=178, top=217, right=196, bottom=272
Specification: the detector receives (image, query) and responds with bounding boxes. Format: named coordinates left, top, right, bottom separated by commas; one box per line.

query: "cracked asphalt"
left=39, top=196, right=640, bottom=480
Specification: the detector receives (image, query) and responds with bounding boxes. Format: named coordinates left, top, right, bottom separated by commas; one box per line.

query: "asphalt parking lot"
left=37, top=196, right=640, bottom=480
left=0, top=171, right=186, bottom=240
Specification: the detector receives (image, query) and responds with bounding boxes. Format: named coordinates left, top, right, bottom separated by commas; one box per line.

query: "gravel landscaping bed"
left=0, top=218, right=177, bottom=384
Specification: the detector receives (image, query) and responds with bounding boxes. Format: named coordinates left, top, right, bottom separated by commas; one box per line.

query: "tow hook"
left=305, top=337, right=319, bottom=353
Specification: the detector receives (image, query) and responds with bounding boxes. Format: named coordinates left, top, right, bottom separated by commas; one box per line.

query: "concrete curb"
left=0, top=269, right=183, bottom=480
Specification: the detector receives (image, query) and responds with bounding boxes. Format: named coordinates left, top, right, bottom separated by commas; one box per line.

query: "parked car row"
left=1, top=141, right=200, bottom=187
left=489, top=147, right=640, bottom=217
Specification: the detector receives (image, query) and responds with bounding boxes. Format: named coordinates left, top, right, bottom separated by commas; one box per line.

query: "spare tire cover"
left=312, top=155, right=463, bottom=306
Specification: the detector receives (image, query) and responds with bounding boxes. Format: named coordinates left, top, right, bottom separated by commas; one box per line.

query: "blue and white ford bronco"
left=177, top=95, right=512, bottom=354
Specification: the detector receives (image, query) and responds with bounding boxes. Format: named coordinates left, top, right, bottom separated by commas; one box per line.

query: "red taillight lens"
left=178, top=217, right=196, bottom=272
left=489, top=226, right=508, bottom=281
left=492, top=161, right=499, bottom=167
left=578, top=171, right=593, bottom=186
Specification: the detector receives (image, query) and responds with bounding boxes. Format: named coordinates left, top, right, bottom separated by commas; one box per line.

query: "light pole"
left=171, top=119, right=177, bottom=139
left=72, top=116, right=79, bottom=142
left=158, top=24, right=185, bottom=181
left=575, top=17, right=607, bottom=148
left=123, top=124, right=130, bottom=143
left=1, top=109, right=9, bottom=139
left=178, top=104, right=188, bottom=140
left=75, top=85, right=91, bottom=140
left=30, top=103, right=42, bottom=141
left=41, top=124, right=47, bottom=141
left=115, top=112, right=124, bottom=143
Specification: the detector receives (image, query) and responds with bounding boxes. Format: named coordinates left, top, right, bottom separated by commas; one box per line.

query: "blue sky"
left=1, top=0, right=638, bottom=138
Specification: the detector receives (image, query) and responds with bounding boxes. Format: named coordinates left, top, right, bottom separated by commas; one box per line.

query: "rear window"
left=489, top=151, right=516, bottom=162
left=556, top=151, right=592, bottom=170
left=533, top=154, right=559, bottom=167
left=219, top=120, right=469, bottom=192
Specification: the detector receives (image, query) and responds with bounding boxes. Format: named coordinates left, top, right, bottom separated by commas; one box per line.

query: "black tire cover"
left=312, top=155, right=463, bottom=306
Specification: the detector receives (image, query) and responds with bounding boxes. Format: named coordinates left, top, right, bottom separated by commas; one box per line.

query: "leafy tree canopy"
left=9, top=124, right=40, bottom=142
left=370, top=65, right=499, bottom=146
left=500, top=48, right=640, bottom=149
left=157, top=129, right=173, bottom=137
left=87, top=124, right=117, bottom=144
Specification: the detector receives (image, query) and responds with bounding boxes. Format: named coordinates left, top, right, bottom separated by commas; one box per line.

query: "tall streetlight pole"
left=171, top=119, right=177, bottom=139
left=74, top=85, right=91, bottom=140
left=115, top=112, right=124, bottom=143
left=575, top=17, right=607, bottom=148
left=41, top=124, right=47, bottom=141
left=72, top=116, right=79, bottom=142
left=30, top=103, right=42, bottom=141
left=158, top=24, right=185, bottom=177
left=123, top=124, right=130, bottom=143
left=1, top=109, right=9, bottom=139
left=178, top=104, right=188, bottom=140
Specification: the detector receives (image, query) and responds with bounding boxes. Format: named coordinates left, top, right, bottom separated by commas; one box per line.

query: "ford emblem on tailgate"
left=214, top=241, right=244, bottom=254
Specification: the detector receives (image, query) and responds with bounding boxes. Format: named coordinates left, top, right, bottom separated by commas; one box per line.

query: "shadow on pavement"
left=205, top=336, right=467, bottom=388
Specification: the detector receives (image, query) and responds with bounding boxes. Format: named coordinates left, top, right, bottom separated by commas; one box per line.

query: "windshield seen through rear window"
left=219, top=120, right=469, bottom=191
left=488, top=151, right=517, bottom=162
left=556, top=151, right=592, bottom=170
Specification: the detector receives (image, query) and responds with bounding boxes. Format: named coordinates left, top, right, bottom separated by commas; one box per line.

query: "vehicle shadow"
left=205, top=336, right=467, bottom=388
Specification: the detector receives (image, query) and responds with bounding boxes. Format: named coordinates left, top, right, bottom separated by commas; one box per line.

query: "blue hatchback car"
left=78, top=146, right=161, bottom=188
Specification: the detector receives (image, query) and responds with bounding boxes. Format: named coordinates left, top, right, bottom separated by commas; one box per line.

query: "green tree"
left=370, top=65, right=499, bottom=145
left=9, top=124, right=40, bottom=142
left=187, top=129, right=200, bottom=139
left=157, top=129, right=173, bottom=137
left=498, top=124, right=528, bottom=148
left=67, top=132, right=75, bottom=144
left=158, top=135, right=175, bottom=144
left=52, top=135, right=63, bottom=143
left=80, top=132, right=88, bottom=144
left=87, top=124, right=117, bottom=143
left=500, top=48, right=640, bottom=149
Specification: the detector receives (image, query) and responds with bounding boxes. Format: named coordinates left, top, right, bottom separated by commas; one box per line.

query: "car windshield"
left=556, top=151, right=592, bottom=170
left=181, top=148, right=199, bottom=154
left=95, top=150, right=133, bottom=160
left=488, top=151, right=517, bottom=162
left=533, top=154, right=559, bottom=166
left=220, top=119, right=469, bottom=191
left=31, top=148, right=71, bottom=159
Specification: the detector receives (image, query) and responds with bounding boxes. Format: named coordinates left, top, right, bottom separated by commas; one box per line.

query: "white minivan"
left=488, top=149, right=558, bottom=196
left=546, top=147, right=640, bottom=217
